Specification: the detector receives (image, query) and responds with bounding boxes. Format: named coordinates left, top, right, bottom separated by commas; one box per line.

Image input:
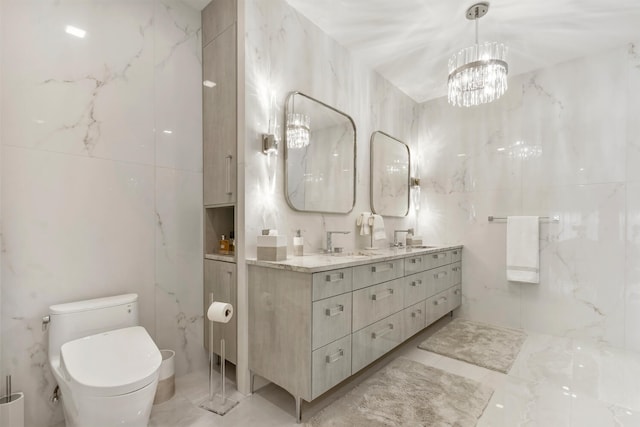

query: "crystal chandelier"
left=286, top=113, right=310, bottom=149
left=448, top=2, right=508, bottom=107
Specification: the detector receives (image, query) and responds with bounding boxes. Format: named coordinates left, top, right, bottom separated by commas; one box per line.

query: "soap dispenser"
left=293, top=229, right=304, bottom=256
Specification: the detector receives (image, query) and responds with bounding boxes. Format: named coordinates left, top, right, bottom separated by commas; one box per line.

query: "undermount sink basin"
left=409, top=245, right=437, bottom=249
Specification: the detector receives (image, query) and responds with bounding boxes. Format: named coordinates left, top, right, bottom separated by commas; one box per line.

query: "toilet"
left=47, top=293, right=162, bottom=427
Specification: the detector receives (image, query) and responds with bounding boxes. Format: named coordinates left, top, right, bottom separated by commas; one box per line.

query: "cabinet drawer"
left=311, top=335, right=352, bottom=399
left=404, top=254, right=426, bottom=275
left=427, top=265, right=451, bottom=295
left=403, top=301, right=426, bottom=340
left=425, top=250, right=450, bottom=270
left=448, top=285, right=462, bottom=312
left=312, top=268, right=353, bottom=301
left=353, top=259, right=404, bottom=290
left=352, top=312, right=404, bottom=373
left=450, top=248, right=462, bottom=263
left=403, top=272, right=429, bottom=307
left=450, top=262, right=462, bottom=286
left=312, top=293, right=352, bottom=350
left=426, top=289, right=451, bottom=324
left=352, top=278, right=404, bottom=331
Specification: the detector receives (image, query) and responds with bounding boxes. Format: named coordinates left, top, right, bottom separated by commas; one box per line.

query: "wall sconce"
left=410, top=177, right=421, bottom=211
left=262, top=133, right=278, bottom=155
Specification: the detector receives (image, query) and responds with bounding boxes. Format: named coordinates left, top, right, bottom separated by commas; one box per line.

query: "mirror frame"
left=283, top=91, right=357, bottom=214
left=370, top=131, right=411, bottom=217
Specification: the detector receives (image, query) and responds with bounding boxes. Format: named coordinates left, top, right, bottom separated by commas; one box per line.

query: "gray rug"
left=306, top=357, right=493, bottom=427
left=418, top=319, right=527, bottom=373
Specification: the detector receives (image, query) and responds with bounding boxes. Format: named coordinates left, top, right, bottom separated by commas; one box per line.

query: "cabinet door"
left=203, top=24, right=237, bottom=206
left=204, top=259, right=237, bottom=364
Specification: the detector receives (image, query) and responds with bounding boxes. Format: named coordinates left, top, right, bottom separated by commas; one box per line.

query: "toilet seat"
left=60, top=326, right=161, bottom=397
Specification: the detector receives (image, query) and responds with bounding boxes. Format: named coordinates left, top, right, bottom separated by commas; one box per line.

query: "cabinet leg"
left=295, top=396, right=302, bottom=424
left=450, top=310, right=453, bottom=318
left=250, top=371, right=255, bottom=394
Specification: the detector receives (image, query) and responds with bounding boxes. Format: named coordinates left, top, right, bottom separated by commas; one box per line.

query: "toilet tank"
left=48, top=293, right=140, bottom=361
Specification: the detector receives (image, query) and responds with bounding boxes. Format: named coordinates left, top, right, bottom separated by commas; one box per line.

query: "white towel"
left=357, top=212, right=372, bottom=236
left=372, top=214, right=386, bottom=241
left=507, top=216, right=539, bottom=283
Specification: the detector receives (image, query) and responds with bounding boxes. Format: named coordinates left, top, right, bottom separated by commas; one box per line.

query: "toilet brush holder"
left=199, top=294, right=238, bottom=416
left=0, top=393, right=24, bottom=427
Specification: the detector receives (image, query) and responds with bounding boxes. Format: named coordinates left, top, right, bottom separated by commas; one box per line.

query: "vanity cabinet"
left=203, top=16, right=237, bottom=206
left=204, top=259, right=237, bottom=364
left=248, top=246, right=462, bottom=422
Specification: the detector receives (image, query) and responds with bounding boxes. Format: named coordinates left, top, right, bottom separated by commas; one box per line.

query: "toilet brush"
left=199, top=293, right=238, bottom=415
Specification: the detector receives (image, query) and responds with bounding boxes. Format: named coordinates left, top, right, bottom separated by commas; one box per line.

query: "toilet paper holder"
left=199, top=293, right=238, bottom=416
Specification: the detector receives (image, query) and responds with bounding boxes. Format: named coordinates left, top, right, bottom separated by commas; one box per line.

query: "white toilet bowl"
left=48, top=294, right=162, bottom=427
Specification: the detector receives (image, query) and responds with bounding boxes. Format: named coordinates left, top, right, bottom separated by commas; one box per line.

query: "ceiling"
left=285, top=0, right=640, bottom=103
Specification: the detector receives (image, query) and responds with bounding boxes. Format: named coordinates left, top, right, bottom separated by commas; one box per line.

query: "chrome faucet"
left=392, top=228, right=414, bottom=247
left=326, top=231, right=351, bottom=253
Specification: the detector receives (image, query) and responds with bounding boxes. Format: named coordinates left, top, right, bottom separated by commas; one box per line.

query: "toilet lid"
left=60, top=326, right=162, bottom=397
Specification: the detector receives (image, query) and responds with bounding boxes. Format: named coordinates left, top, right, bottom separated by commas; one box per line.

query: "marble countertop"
left=246, top=244, right=463, bottom=273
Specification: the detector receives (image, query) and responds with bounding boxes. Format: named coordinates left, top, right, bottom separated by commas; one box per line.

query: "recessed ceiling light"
left=203, top=80, right=217, bottom=88
left=65, top=25, right=86, bottom=38
left=497, top=147, right=505, bottom=152
left=163, top=130, right=173, bottom=134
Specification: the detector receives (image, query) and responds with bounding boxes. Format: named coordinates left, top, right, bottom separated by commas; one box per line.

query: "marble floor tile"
left=73, top=317, right=639, bottom=427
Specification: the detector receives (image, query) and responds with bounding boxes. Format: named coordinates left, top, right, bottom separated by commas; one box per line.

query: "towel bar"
left=488, top=215, right=560, bottom=223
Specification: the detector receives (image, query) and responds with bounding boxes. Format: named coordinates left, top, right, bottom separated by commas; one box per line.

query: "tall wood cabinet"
left=202, top=0, right=238, bottom=364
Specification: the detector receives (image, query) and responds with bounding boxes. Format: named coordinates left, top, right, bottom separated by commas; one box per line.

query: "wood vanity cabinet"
left=248, top=246, right=462, bottom=422
left=201, top=0, right=239, bottom=365
left=203, top=0, right=237, bottom=206
left=204, top=259, right=237, bottom=364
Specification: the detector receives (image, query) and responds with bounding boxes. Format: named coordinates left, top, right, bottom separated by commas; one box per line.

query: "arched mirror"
left=284, top=91, right=357, bottom=213
left=370, top=131, right=410, bottom=217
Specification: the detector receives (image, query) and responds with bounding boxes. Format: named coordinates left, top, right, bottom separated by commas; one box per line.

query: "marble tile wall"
left=0, top=1, right=204, bottom=426
left=243, top=0, right=419, bottom=257
left=418, top=42, right=640, bottom=352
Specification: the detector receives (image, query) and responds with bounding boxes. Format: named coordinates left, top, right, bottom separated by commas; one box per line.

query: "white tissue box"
left=257, top=235, right=287, bottom=261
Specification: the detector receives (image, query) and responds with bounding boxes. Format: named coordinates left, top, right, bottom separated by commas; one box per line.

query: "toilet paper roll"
left=207, top=302, right=233, bottom=323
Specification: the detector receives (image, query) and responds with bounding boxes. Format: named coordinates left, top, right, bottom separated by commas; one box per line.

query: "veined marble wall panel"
left=626, top=42, right=640, bottom=352
left=2, top=147, right=156, bottom=426
left=418, top=42, right=639, bottom=350
left=154, top=167, right=205, bottom=376
left=1, top=1, right=203, bottom=425
left=520, top=183, right=626, bottom=346
left=154, top=0, right=203, bottom=172
left=519, top=48, right=628, bottom=188
left=2, top=0, right=156, bottom=164
left=244, top=0, right=419, bottom=257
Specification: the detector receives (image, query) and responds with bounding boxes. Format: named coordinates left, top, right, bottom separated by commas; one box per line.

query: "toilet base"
left=61, top=377, right=158, bottom=427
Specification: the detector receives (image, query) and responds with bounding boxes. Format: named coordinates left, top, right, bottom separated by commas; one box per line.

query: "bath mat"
left=306, top=357, right=493, bottom=427
left=418, top=318, right=527, bottom=373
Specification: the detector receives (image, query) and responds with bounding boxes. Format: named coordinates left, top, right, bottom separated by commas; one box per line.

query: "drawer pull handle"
left=434, top=271, right=448, bottom=279
left=371, top=289, right=394, bottom=301
left=411, top=309, right=423, bottom=318
left=409, top=279, right=423, bottom=287
left=325, top=304, right=344, bottom=317
left=453, top=250, right=458, bottom=255
left=372, top=263, right=394, bottom=273
left=325, top=272, right=345, bottom=282
left=434, top=297, right=448, bottom=306
left=432, top=253, right=446, bottom=259
left=326, top=348, right=344, bottom=364
left=452, top=267, right=460, bottom=272
left=454, top=289, right=461, bottom=295
left=410, top=258, right=422, bottom=264
left=225, top=155, right=233, bottom=195
left=371, top=323, right=394, bottom=339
